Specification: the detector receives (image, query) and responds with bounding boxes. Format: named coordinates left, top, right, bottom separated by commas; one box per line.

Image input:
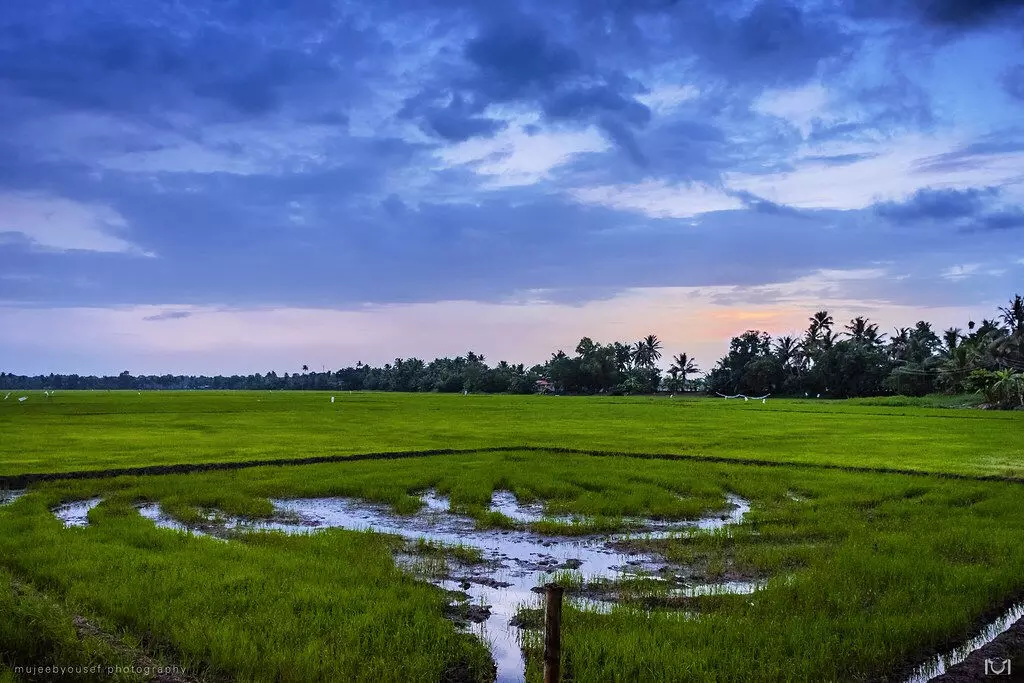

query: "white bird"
left=18, top=396, right=27, bottom=402
left=816, top=393, right=821, bottom=398
left=762, top=398, right=766, bottom=404
left=744, top=396, right=748, bottom=402
left=330, top=396, right=335, bottom=403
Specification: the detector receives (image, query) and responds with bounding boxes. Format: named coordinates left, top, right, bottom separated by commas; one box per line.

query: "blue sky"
left=1, top=0, right=1022, bottom=375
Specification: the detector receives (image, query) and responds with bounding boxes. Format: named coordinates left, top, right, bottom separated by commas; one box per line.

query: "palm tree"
left=995, top=295, right=1024, bottom=366
left=631, top=335, right=663, bottom=369
left=998, top=294, right=1024, bottom=336
left=808, top=311, right=834, bottom=338
left=773, top=336, right=803, bottom=377
left=669, top=352, right=700, bottom=390
left=631, top=341, right=648, bottom=369
left=888, top=328, right=911, bottom=363
left=941, top=328, right=962, bottom=357
left=612, top=342, right=633, bottom=372
left=845, top=317, right=881, bottom=345
left=938, top=344, right=973, bottom=394
left=803, top=311, right=833, bottom=363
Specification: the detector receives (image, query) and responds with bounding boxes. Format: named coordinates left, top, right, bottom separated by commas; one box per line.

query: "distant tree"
left=669, top=353, right=700, bottom=391
left=632, top=335, right=663, bottom=369
left=845, top=316, right=882, bottom=345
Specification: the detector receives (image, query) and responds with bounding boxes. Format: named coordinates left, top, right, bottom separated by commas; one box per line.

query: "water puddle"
left=136, top=503, right=197, bottom=534
left=905, top=601, right=1024, bottom=682
left=47, top=489, right=1024, bottom=682
left=0, top=490, right=25, bottom=506
left=52, top=498, right=102, bottom=527
left=67, top=490, right=752, bottom=683
left=670, top=580, right=764, bottom=597
left=638, top=494, right=750, bottom=537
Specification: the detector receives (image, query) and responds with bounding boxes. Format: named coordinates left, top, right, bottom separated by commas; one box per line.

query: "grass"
left=0, top=567, right=143, bottom=682
left=1, top=391, right=1023, bottom=479
left=3, top=449, right=1024, bottom=681
left=0, top=493, right=494, bottom=682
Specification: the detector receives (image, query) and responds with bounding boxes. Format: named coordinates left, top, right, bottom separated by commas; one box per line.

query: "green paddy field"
left=1, top=391, right=1023, bottom=682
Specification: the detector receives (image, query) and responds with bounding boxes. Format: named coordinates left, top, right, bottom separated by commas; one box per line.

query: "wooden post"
left=543, top=583, right=564, bottom=683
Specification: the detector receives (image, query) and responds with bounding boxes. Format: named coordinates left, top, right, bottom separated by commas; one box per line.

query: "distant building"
left=535, top=379, right=555, bottom=394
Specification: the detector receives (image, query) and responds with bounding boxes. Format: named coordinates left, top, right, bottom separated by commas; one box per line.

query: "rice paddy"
left=2, top=392, right=1024, bottom=681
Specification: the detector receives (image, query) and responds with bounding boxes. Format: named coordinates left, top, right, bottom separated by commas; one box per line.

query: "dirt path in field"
left=3, top=444, right=1024, bottom=489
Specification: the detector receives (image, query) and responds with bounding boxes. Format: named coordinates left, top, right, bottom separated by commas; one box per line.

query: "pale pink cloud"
left=0, top=268, right=984, bottom=375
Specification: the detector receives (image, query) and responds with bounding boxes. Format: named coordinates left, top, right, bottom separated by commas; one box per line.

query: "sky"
left=1, top=0, right=1023, bottom=376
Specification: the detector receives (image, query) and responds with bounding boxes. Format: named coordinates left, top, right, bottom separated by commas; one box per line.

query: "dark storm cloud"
left=0, top=163, right=1010, bottom=311
left=398, top=91, right=508, bottom=142
left=874, top=187, right=1024, bottom=235
left=971, top=209, right=1024, bottom=232
left=0, top=2, right=374, bottom=122
left=694, top=0, right=858, bottom=87
left=400, top=17, right=653, bottom=161
left=0, top=0, right=1020, bottom=321
left=874, top=187, right=996, bottom=223
left=850, top=0, right=1024, bottom=28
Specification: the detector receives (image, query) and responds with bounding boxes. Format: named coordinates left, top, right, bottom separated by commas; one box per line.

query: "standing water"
left=60, top=490, right=752, bottom=682
left=52, top=498, right=102, bottom=527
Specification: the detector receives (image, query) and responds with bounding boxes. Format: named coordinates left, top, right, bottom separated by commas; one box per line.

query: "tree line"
left=2, top=294, right=1021, bottom=408
left=706, top=294, right=1024, bottom=408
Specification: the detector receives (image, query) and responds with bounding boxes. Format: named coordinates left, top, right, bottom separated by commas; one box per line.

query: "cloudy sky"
left=1, top=0, right=1022, bottom=375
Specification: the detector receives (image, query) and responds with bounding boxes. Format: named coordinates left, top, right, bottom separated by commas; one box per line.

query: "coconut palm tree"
left=666, top=366, right=680, bottom=390
left=645, top=335, right=663, bottom=365
left=632, top=335, right=663, bottom=369
left=669, top=352, right=700, bottom=390
left=888, top=327, right=911, bottom=363
left=802, top=311, right=834, bottom=363
left=845, top=316, right=882, bottom=345
left=941, top=328, right=962, bottom=357
left=612, top=342, right=633, bottom=372
left=773, top=336, right=798, bottom=362
left=808, top=311, right=834, bottom=337
left=998, top=294, right=1024, bottom=336
left=938, top=344, right=973, bottom=393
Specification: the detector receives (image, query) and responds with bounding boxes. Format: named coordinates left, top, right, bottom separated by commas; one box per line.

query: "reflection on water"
left=58, top=489, right=752, bottom=683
